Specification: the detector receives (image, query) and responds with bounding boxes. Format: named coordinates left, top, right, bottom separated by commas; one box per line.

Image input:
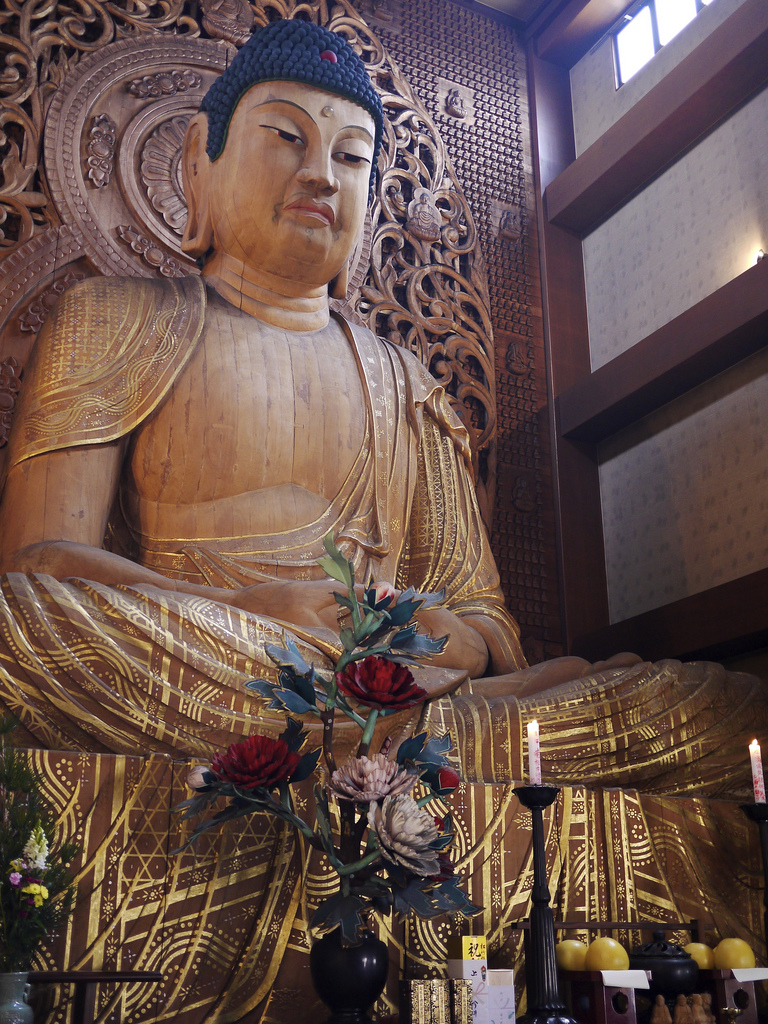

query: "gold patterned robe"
left=0, top=276, right=766, bottom=1023
left=0, top=274, right=525, bottom=756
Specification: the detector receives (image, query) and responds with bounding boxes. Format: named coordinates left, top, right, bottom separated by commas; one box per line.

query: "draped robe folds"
left=0, top=274, right=526, bottom=756
left=0, top=276, right=767, bottom=1023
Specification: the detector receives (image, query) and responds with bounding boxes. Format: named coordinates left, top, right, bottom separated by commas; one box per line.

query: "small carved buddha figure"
left=701, top=993, right=716, bottom=1024
left=651, top=994, right=673, bottom=1024
left=689, top=993, right=708, bottom=1024
left=673, top=994, right=694, bottom=1024
left=406, top=187, right=442, bottom=242
left=445, top=87, right=467, bottom=118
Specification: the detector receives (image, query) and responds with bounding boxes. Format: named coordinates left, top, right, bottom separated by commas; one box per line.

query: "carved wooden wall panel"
left=0, top=0, right=559, bottom=652
left=371, top=0, right=561, bottom=659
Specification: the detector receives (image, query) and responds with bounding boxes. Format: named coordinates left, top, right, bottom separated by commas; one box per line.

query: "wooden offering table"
left=564, top=970, right=650, bottom=1024
left=28, top=970, right=163, bottom=1024
left=698, top=968, right=768, bottom=1024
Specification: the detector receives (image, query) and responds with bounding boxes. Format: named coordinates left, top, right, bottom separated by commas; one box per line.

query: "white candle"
left=527, top=719, right=542, bottom=786
left=750, top=739, right=766, bottom=803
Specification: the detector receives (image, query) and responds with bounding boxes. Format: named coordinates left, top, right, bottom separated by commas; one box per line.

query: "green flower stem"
left=348, top=582, right=362, bottom=633
left=321, top=707, right=337, bottom=774
left=356, top=708, right=379, bottom=758
left=336, top=848, right=381, bottom=877
left=357, top=610, right=377, bottom=637
left=336, top=703, right=366, bottom=729
left=416, top=793, right=436, bottom=809
left=261, top=792, right=323, bottom=851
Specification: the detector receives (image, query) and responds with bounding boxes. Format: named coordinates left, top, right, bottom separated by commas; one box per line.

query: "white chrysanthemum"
left=367, top=794, right=440, bottom=876
left=23, top=823, right=49, bottom=872
left=329, top=754, right=417, bottom=804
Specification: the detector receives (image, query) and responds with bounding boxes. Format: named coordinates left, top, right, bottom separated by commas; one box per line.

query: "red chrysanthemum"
left=211, top=734, right=301, bottom=791
left=336, top=656, right=428, bottom=710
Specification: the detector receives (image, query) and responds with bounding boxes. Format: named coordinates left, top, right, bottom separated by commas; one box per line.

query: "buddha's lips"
left=285, top=198, right=335, bottom=226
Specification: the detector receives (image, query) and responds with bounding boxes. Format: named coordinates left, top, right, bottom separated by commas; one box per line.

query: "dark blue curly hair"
left=200, top=19, right=384, bottom=191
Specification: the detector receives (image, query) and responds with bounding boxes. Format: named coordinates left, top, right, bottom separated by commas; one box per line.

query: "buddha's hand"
left=227, top=580, right=488, bottom=677
left=228, top=579, right=364, bottom=630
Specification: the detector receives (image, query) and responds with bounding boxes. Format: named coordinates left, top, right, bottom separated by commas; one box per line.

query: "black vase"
left=309, top=928, right=389, bottom=1023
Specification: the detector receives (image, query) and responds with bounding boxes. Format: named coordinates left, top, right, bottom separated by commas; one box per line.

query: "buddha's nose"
left=296, top=147, right=339, bottom=194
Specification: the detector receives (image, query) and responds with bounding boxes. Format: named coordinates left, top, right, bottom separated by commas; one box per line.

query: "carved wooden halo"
left=44, top=36, right=233, bottom=279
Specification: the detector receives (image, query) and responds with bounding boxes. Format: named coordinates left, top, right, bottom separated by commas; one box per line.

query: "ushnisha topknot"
left=200, top=19, right=384, bottom=191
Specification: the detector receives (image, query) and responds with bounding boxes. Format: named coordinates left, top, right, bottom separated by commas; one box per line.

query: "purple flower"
left=9, top=871, right=22, bottom=887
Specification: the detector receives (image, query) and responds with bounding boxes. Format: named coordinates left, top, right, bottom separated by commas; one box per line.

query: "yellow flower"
left=22, top=882, right=48, bottom=907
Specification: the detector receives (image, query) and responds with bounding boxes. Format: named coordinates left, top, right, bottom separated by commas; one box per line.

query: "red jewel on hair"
left=320, top=50, right=338, bottom=62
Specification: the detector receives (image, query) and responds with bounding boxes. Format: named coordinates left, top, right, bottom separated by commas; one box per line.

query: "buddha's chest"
left=127, top=312, right=367, bottom=505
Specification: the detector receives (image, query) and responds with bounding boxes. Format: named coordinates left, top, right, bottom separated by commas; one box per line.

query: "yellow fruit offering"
left=584, top=936, right=630, bottom=971
left=713, top=938, right=755, bottom=969
left=556, top=940, right=588, bottom=971
left=684, top=943, right=715, bottom=969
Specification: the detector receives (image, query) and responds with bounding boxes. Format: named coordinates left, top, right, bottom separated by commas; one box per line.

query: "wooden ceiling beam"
left=534, top=0, right=630, bottom=67
left=571, top=567, right=768, bottom=664
left=557, top=258, right=768, bottom=442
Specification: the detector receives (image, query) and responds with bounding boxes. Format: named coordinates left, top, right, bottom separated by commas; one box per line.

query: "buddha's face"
left=197, top=80, right=375, bottom=289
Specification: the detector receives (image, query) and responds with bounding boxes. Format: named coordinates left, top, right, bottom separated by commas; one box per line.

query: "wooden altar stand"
left=28, top=970, right=163, bottom=1024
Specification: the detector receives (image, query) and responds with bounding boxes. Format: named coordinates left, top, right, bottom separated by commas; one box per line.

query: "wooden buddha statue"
left=0, top=20, right=762, bottom=797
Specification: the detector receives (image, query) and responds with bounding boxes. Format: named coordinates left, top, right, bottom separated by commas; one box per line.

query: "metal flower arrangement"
left=179, top=536, right=480, bottom=943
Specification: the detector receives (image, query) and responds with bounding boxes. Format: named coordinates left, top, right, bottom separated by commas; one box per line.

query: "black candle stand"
left=514, top=785, right=578, bottom=1024
left=740, top=801, right=768, bottom=956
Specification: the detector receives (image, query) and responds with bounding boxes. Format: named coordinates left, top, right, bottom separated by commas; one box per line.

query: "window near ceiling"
left=614, top=0, right=714, bottom=86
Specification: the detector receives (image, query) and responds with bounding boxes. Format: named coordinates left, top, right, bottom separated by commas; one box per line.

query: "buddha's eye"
left=334, top=152, right=370, bottom=166
left=261, top=124, right=304, bottom=146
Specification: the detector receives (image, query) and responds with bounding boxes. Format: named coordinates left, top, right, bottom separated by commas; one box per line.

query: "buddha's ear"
left=329, top=260, right=350, bottom=300
left=181, top=113, right=214, bottom=259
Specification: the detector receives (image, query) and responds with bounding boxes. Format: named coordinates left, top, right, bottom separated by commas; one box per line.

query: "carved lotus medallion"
left=140, top=115, right=189, bottom=235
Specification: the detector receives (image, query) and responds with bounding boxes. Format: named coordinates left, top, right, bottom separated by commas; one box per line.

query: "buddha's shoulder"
left=349, top=321, right=467, bottom=442
left=343, top=316, right=440, bottom=397
left=378, top=332, right=444, bottom=403
left=50, top=273, right=204, bottom=321
left=30, top=274, right=205, bottom=379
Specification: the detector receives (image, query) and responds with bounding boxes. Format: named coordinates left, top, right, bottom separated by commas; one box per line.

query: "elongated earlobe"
left=330, top=260, right=350, bottom=300
left=181, top=114, right=215, bottom=260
